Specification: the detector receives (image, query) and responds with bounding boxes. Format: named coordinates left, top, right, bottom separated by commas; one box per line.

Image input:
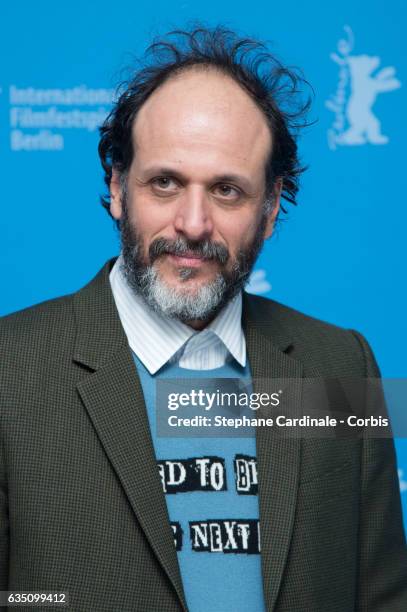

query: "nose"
left=173, top=186, right=214, bottom=241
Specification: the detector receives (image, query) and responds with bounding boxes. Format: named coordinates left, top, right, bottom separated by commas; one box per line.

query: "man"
left=1, top=27, right=406, bottom=612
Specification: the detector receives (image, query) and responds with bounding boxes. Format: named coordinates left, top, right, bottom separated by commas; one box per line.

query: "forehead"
left=131, top=67, right=272, bottom=177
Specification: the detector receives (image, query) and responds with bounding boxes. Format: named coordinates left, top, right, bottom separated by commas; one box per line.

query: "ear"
left=263, top=179, right=282, bottom=239
left=110, top=168, right=123, bottom=220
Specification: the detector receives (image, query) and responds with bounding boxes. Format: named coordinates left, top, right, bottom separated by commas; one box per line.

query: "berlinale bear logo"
left=326, top=26, right=401, bottom=149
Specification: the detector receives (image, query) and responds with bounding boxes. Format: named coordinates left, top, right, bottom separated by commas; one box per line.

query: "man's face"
left=110, top=68, right=280, bottom=327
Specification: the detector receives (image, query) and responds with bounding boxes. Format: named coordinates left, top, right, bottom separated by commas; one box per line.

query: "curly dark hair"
left=98, top=26, right=312, bottom=225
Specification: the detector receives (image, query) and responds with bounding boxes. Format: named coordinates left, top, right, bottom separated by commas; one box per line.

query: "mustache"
left=149, top=237, right=229, bottom=265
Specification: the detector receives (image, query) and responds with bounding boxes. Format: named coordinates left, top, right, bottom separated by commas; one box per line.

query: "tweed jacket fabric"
left=1, top=258, right=406, bottom=611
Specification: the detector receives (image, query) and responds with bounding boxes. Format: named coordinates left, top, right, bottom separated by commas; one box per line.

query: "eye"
left=213, top=183, right=242, bottom=200
left=151, top=176, right=179, bottom=194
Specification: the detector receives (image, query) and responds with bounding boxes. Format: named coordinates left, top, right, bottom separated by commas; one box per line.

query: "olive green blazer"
left=1, top=259, right=406, bottom=611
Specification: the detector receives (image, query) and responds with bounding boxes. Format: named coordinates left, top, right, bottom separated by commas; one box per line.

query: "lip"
left=168, top=254, right=208, bottom=268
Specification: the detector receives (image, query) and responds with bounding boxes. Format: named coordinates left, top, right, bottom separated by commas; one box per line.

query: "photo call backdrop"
left=1, top=1, right=406, bottom=527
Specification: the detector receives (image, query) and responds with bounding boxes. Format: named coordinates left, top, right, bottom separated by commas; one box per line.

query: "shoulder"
left=0, top=258, right=113, bottom=354
left=244, top=293, right=378, bottom=377
left=0, top=293, right=76, bottom=366
left=245, top=291, right=351, bottom=338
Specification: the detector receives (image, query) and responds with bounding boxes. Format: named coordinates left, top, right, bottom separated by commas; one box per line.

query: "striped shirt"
left=109, top=255, right=246, bottom=374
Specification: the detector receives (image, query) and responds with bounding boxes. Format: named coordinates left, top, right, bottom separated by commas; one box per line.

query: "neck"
left=184, top=317, right=212, bottom=331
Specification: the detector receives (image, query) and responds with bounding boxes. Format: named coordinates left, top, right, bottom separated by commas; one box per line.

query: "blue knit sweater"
left=133, top=352, right=266, bottom=612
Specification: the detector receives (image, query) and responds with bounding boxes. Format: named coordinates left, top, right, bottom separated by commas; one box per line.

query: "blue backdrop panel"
left=1, top=1, right=406, bottom=523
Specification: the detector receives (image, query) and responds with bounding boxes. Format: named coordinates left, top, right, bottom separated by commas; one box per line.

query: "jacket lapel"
left=243, top=294, right=303, bottom=612
left=72, top=260, right=187, bottom=611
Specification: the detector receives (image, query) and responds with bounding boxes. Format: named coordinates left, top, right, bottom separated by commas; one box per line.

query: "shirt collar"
left=109, top=255, right=246, bottom=374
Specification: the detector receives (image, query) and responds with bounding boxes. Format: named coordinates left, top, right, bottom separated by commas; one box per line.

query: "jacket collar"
left=73, top=258, right=127, bottom=370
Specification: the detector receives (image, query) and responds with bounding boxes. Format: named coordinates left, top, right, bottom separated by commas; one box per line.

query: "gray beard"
left=124, top=263, right=229, bottom=322
left=119, top=202, right=267, bottom=325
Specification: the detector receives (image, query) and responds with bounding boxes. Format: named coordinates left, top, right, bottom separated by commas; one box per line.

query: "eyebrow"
left=142, top=166, right=254, bottom=192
